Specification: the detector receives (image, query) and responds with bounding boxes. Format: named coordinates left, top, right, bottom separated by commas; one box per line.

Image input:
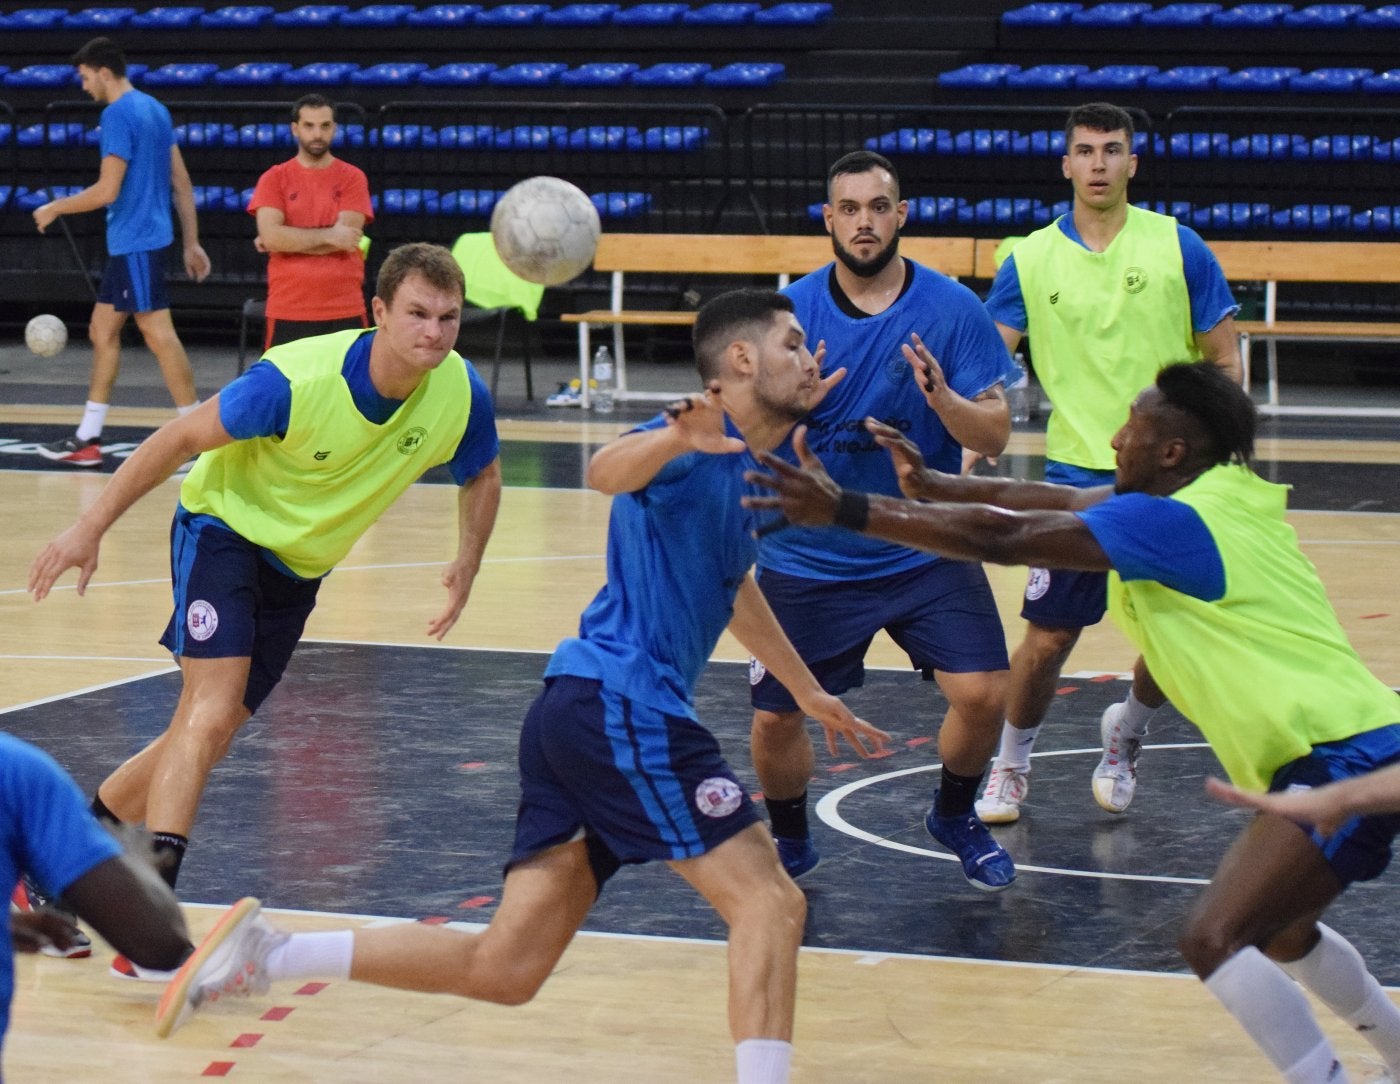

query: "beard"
left=832, top=230, right=900, bottom=279
left=754, top=377, right=813, bottom=424
left=300, top=140, right=331, bottom=159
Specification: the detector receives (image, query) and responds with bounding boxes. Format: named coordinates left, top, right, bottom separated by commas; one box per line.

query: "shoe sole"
left=40, top=941, right=93, bottom=959
left=1091, top=776, right=1135, bottom=815
left=112, top=959, right=178, bottom=982
left=974, top=805, right=1021, bottom=825
left=155, top=896, right=261, bottom=1039
left=925, top=814, right=1016, bottom=893
left=36, top=451, right=102, bottom=466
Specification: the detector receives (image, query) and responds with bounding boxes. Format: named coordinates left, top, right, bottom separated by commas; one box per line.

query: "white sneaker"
left=1092, top=702, right=1143, bottom=814
left=975, top=760, right=1030, bottom=824
left=155, top=897, right=285, bottom=1038
left=111, top=953, right=179, bottom=982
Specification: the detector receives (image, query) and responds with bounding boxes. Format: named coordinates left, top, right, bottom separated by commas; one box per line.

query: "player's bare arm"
left=255, top=206, right=364, bottom=256
left=901, top=333, right=1009, bottom=458
left=1207, top=763, right=1400, bottom=838
left=586, top=383, right=744, bottom=494
left=429, top=457, right=503, bottom=641
left=33, top=154, right=127, bottom=232
left=1196, top=315, right=1244, bottom=384
left=169, top=146, right=210, bottom=281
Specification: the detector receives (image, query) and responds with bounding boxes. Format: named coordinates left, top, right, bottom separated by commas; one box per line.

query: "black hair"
left=70, top=37, right=126, bottom=78
left=1156, top=361, right=1255, bottom=467
left=1065, top=102, right=1135, bottom=145
left=692, top=290, right=795, bottom=382
left=292, top=93, right=334, bottom=122
left=826, top=150, right=900, bottom=202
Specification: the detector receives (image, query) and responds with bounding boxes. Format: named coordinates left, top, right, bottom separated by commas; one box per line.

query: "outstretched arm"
left=63, top=850, right=192, bottom=972
left=585, top=382, right=744, bottom=495
left=1206, top=765, right=1400, bottom=838
left=429, top=456, right=502, bottom=641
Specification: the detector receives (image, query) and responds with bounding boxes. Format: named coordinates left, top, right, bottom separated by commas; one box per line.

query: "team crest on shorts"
left=695, top=777, right=743, bottom=818
left=749, top=656, right=766, bottom=686
left=1025, top=567, right=1051, bottom=602
left=186, top=599, right=219, bottom=641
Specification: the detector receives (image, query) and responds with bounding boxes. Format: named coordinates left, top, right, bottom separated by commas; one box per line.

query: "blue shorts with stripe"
left=158, top=510, right=321, bottom=713
left=97, top=247, right=171, bottom=314
left=1270, top=722, right=1400, bottom=886
left=509, top=675, right=760, bottom=883
left=750, top=559, right=1009, bottom=713
left=1021, top=461, right=1116, bottom=629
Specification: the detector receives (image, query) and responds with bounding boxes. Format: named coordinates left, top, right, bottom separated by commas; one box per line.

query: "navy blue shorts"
left=158, top=512, right=321, bottom=713
left=1270, top=723, right=1400, bottom=886
left=509, top=676, right=760, bottom=884
left=97, top=247, right=171, bottom=314
left=1020, top=461, right=1116, bottom=629
left=751, top=560, right=1009, bottom=713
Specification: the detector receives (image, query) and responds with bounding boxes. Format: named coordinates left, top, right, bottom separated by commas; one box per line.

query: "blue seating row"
left=2, top=60, right=784, bottom=90
left=1003, top=2, right=1400, bottom=28
left=0, top=3, right=830, bottom=30
left=939, top=62, right=1400, bottom=92
left=866, top=127, right=1400, bottom=161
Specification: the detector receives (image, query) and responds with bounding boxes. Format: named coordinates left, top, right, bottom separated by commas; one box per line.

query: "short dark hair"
left=826, top=150, right=899, bottom=202
left=692, top=290, right=795, bottom=382
left=292, top=93, right=334, bottom=122
left=376, top=243, right=464, bottom=306
left=1065, top=102, right=1135, bottom=146
left=70, top=37, right=126, bottom=78
left=1156, top=361, right=1255, bottom=467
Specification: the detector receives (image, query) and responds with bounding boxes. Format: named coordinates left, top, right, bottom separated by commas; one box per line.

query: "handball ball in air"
left=490, top=176, right=601, bottom=286
left=25, top=314, right=68, bottom=358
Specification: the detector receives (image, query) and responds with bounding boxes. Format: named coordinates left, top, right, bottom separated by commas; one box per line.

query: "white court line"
left=0, top=666, right=178, bottom=715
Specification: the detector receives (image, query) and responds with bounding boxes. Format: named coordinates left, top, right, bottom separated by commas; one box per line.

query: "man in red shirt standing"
left=248, top=94, right=373, bottom=349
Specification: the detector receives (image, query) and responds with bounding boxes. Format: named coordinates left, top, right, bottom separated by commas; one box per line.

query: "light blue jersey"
left=100, top=89, right=176, bottom=255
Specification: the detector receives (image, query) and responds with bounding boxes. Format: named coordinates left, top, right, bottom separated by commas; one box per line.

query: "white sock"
left=735, top=1039, right=791, bottom=1084
left=1205, top=947, right=1344, bottom=1082
left=176, top=399, right=200, bottom=417
left=1282, top=924, right=1400, bottom=1071
left=265, top=930, right=354, bottom=982
left=996, top=722, right=1039, bottom=771
left=1120, top=687, right=1156, bottom=737
left=76, top=401, right=109, bottom=442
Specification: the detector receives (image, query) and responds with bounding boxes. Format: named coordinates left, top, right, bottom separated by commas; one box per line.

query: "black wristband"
left=834, top=489, right=870, bottom=531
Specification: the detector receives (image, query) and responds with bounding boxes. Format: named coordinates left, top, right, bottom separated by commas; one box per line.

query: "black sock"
left=90, top=793, right=121, bottom=827
left=151, top=832, right=189, bottom=890
left=936, top=767, right=985, bottom=818
left=765, top=791, right=809, bottom=840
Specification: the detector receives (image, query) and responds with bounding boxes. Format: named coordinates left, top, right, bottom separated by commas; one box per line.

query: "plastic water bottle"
left=1007, top=356, right=1030, bottom=425
left=591, top=345, right=615, bottom=414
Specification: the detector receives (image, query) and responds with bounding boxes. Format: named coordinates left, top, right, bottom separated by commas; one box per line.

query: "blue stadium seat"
left=1191, top=202, right=1271, bottom=229
left=1075, top=64, right=1159, bottom=90
left=215, top=62, right=294, bottom=85
left=1001, top=2, right=1083, bottom=25
left=130, top=7, right=204, bottom=28
left=1288, top=67, right=1371, bottom=92
left=705, top=62, right=784, bottom=86
left=199, top=6, right=276, bottom=28
left=192, top=186, right=241, bottom=212
left=1140, top=2, right=1220, bottom=24
left=476, top=3, right=551, bottom=23
left=1144, top=65, right=1229, bottom=89
left=566, top=124, right=639, bottom=149
left=333, top=124, right=367, bottom=147
left=1210, top=3, right=1293, bottom=25
left=437, top=124, right=496, bottom=147
left=951, top=129, right=1015, bottom=155
left=0, top=121, right=10, bottom=144
left=1006, top=64, right=1088, bottom=89
left=560, top=62, right=641, bottom=86
left=236, top=123, right=295, bottom=148
left=143, top=63, right=220, bottom=86
left=1026, top=129, right=1066, bottom=154
left=380, top=189, right=443, bottom=214
left=419, top=62, right=498, bottom=85
left=340, top=4, right=416, bottom=25
left=406, top=4, right=483, bottom=24
left=273, top=5, right=351, bottom=26
left=1296, top=133, right=1374, bottom=159
left=3, top=65, right=78, bottom=88
left=1215, top=65, right=1300, bottom=91
left=866, top=128, right=944, bottom=154
left=1228, top=132, right=1294, bottom=158
left=683, top=2, right=759, bottom=22
left=372, top=124, right=441, bottom=148
left=62, top=7, right=136, bottom=29
left=1363, top=68, right=1400, bottom=92
left=491, top=124, right=570, bottom=148
left=612, top=2, right=690, bottom=23
left=16, top=122, right=98, bottom=147
left=0, top=8, right=66, bottom=30
left=283, top=62, right=362, bottom=85
left=350, top=62, right=430, bottom=85
left=907, top=196, right=959, bottom=224
left=15, top=186, right=84, bottom=210
left=0, top=186, right=9, bottom=211
left=629, top=124, right=708, bottom=150
left=438, top=189, right=502, bottom=215
left=1356, top=4, right=1400, bottom=26
left=488, top=62, right=568, bottom=86
left=754, top=2, right=833, bottom=24
left=1348, top=207, right=1395, bottom=233
left=124, top=63, right=150, bottom=84
left=1281, top=2, right=1362, bottom=25
left=592, top=192, right=652, bottom=218
left=632, top=62, right=711, bottom=86
left=543, top=3, right=620, bottom=23
left=1159, top=130, right=1231, bottom=157
left=1271, top=203, right=1349, bottom=231
left=1069, top=2, right=1151, bottom=25
left=937, top=63, right=1020, bottom=88
left=174, top=122, right=240, bottom=147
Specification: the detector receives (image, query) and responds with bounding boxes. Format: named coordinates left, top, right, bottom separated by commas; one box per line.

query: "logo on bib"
left=1025, top=567, right=1051, bottom=602
left=187, top=599, right=219, bottom=641
left=749, top=656, right=766, bottom=686
left=397, top=427, right=428, bottom=455
left=1124, top=267, right=1147, bottom=294
left=695, top=777, right=744, bottom=818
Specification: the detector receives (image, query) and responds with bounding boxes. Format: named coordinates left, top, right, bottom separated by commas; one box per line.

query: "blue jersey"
left=1076, top=491, right=1225, bottom=600
left=0, top=735, right=121, bottom=1042
left=546, top=415, right=759, bottom=719
left=762, top=260, right=1008, bottom=580
left=100, top=89, right=175, bottom=256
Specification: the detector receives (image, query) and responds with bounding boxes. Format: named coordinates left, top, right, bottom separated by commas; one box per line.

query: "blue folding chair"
left=488, top=62, right=568, bottom=86
left=613, top=3, right=690, bottom=24
left=1006, top=64, right=1088, bottom=89
left=1356, top=4, right=1400, bottom=26
left=62, top=7, right=136, bottom=29
left=476, top=3, right=551, bottom=23
left=1069, top=2, right=1151, bottom=25
left=4, top=65, right=79, bottom=88
left=632, top=62, right=711, bottom=86
left=1001, top=2, right=1083, bottom=24
left=340, top=3, right=416, bottom=25
left=420, top=63, right=498, bottom=85
left=560, top=62, right=640, bottom=86
left=282, top=62, right=362, bottom=85
left=406, top=4, right=483, bottom=24
left=1144, top=65, right=1229, bottom=90
left=1140, top=2, right=1220, bottom=23
left=1210, top=3, right=1293, bottom=25
left=1075, top=64, right=1158, bottom=90
left=0, top=8, right=66, bottom=30
left=543, top=3, right=619, bottom=23
left=350, top=62, right=430, bottom=85
left=199, top=5, right=276, bottom=27
left=705, top=62, right=784, bottom=86
left=683, top=2, right=760, bottom=23
left=130, top=7, right=204, bottom=28
left=215, top=62, right=293, bottom=85
left=144, top=63, right=220, bottom=86
left=1215, top=66, right=1300, bottom=91
left=938, top=63, right=1020, bottom=88
left=1281, top=2, right=1362, bottom=25
left=273, top=5, right=349, bottom=25
left=1288, top=67, right=1371, bottom=92
left=755, top=2, right=832, bottom=25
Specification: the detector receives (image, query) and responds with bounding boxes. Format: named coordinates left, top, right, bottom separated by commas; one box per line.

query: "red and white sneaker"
left=1092, top=702, right=1145, bottom=814
left=975, top=760, right=1030, bottom=825
left=111, top=953, right=179, bottom=983
left=11, top=876, right=92, bottom=958
left=36, top=437, right=103, bottom=467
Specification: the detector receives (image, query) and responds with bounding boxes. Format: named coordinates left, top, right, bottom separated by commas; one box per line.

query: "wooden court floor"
left=1, top=411, right=1399, bottom=1081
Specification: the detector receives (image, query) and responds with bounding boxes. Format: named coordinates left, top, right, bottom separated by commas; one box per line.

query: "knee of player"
left=751, top=709, right=806, bottom=738
left=1177, top=915, right=1246, bottom=979
left=475, top=960, right=551, bottom=1006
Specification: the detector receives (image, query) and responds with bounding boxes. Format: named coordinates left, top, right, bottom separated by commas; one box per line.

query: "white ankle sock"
left=1282, top=924, right=1400, bottom=1071
left=1120, top=688, right=1156, bottom=736
left=76, top=401, right=109, bottom=442
left=996, top=722, right=1039, bottom=771
left=1205, top=947, right=1343, bottom=1082
left=735, top=1039, right=791, bottom=1084
left=176, top=399, right=200, bottom=417
left=265, top=930, right=354, bottom=982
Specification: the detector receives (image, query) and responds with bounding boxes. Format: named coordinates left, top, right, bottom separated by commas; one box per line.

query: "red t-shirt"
left=248, top=158, right=374, bottom=321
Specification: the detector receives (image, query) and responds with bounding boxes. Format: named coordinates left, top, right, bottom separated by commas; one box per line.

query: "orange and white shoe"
left=110, top=953, right=179, bottom=982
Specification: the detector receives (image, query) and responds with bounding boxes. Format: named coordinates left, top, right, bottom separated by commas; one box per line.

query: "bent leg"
left=1005, top=622, right=1081, bottom=732
left=934, top=668, right=1007, bottom=777
left=133, top=308, right=198, bottom=409
left=750, top=709, right=812, bottom=802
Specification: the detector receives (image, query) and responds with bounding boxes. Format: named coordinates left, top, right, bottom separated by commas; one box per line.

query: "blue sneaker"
left=774, top=835, right=820, bottom=880
left=925, top=795, right=1016, bottom=892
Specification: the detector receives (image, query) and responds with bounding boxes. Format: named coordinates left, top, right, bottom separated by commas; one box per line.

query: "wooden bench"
left=561, top=233, right=977, bottom=408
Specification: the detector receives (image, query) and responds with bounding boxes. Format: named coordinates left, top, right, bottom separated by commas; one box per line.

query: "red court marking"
left=867, top=748, right=896, bottom=759
left=230, top=1033, right=262, bottom=1049
left=420, top=915, right=452, bottom=925
left=905, top=736, right=932, bottom=748
left=1362, top=613, right=1390, bottom=620
left=201, top=1063, right=235, bottom=1077
left=752, top=791, right=764, bottom=801
left=457, top=895, right=496, bottom=909
left=1055, top=685, right=1079, bottom=695
left=294, top=982, right=329, bottom=996
left=457, top=761, right=487, bottom=770
left=261, top=1006, right=294, bottom=1021
left=1089, top=674, right=1116, bottom=683
left=828, top=763, right=858, bottom=773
